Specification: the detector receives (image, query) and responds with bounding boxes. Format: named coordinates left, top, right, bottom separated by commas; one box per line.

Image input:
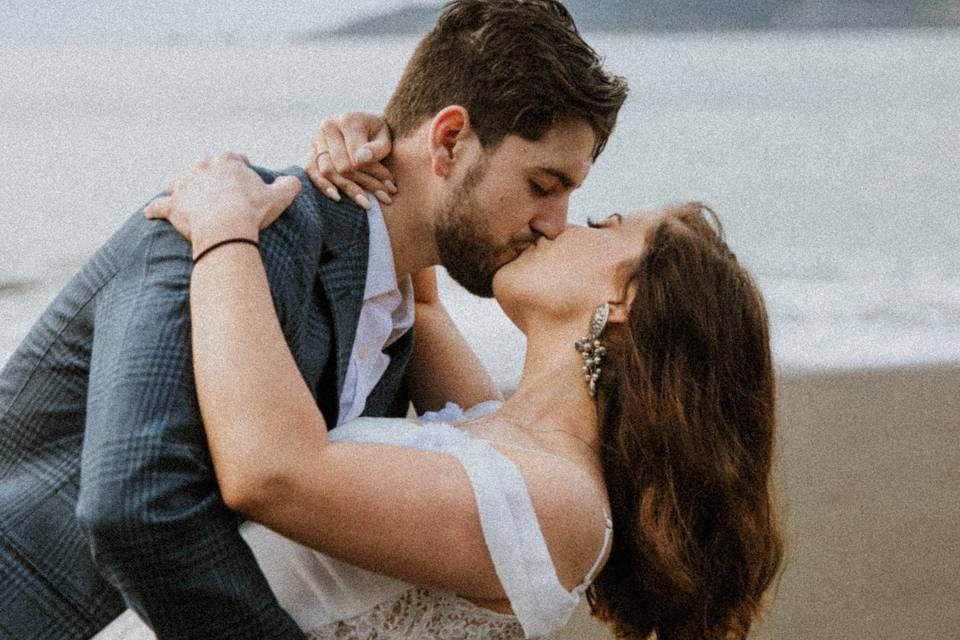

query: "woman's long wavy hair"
left=588, top=203, right=783, bottom=639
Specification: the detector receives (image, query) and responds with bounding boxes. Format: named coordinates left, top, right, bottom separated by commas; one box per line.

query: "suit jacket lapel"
left=361, top=328, right=415, bottom=417
left=314, top=197, right=370, bottom=404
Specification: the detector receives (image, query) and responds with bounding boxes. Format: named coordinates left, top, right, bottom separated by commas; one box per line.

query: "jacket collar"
left=310, top=186, right=370, bottom=402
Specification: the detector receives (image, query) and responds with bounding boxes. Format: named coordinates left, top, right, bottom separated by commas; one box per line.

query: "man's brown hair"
left=384, top=0, right=628, bottom=159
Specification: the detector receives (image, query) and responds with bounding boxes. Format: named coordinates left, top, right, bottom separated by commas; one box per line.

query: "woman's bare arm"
left=189, top=234, right=597, bottom=599
left=147, top=154, right=604, bottom=601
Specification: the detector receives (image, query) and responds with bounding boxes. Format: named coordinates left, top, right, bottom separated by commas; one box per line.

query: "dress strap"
left=449, top=438, right=580, bottom=638
left=469, top=440, right=613, bottom=595
left=574, top=514, right=613, bottom=595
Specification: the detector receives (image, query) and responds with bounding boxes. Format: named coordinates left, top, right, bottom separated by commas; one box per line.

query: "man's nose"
left=530, top=201, right=569, bottom=240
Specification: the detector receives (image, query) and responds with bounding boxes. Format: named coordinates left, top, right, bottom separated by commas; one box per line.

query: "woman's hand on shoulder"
left=146, top=152, right=301, bottom=258
left=304, top=112, right=398, bottom=210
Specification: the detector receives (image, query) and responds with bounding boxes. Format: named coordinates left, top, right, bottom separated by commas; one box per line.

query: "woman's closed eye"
left=586, top=214, right=623, bottom=229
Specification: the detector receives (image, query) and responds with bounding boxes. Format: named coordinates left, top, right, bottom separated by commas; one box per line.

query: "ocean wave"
left=0, top=279, right=42, bottom=296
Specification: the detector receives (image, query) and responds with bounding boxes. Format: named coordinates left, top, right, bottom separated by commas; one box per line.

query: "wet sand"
left=549, top=364, right=960, bottom=639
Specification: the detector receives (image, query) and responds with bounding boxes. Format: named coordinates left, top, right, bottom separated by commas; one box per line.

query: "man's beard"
left=434, top=160, right=536, bottom=298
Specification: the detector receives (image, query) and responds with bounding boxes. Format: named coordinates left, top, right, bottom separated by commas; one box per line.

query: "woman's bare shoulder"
left=495, top=444, right=612, bottom=592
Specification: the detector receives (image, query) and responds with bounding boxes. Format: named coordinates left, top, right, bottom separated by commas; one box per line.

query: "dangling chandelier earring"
left=575, top=302, right=609, bottom=397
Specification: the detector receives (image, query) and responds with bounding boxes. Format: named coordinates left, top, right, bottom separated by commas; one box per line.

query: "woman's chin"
left=491, top=251, right=524, bottom=294
left=490, top=281, right=528, bottom=336
left=491, top=265, right=516, bottom=308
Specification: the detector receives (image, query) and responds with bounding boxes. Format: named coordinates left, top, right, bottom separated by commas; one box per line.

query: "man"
left=0, top=1, right=627, bottom=637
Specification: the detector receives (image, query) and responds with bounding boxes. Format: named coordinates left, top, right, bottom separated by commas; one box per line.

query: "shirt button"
left=357, top=345, right=368, bottom=360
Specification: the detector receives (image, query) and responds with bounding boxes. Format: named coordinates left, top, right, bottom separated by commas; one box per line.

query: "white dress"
left=96, top=404, right=613, bottom=639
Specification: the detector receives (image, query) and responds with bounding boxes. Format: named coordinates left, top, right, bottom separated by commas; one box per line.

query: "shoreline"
left=6, top=274, right=960, bottom=378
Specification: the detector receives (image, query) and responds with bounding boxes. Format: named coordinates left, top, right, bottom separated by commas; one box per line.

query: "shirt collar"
left=363, top=196, right=402, bottom=301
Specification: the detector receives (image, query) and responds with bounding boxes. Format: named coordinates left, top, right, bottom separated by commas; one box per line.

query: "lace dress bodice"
left=305, top=587, right=524, bottom=639
left=95, top=403, right=612, bottom=640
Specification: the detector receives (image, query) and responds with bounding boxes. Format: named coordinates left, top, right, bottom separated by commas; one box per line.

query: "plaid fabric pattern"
left=0, top=167, right=413, bottom=639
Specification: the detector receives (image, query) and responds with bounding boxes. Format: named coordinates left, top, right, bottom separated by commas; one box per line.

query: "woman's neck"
left=497, top=322, right=601, bottom=451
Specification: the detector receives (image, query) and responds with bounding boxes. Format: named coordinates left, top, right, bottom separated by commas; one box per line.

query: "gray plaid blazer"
left=0, top=166, right=413, bottom=640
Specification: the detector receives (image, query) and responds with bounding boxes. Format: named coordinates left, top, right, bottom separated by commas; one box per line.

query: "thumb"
left=262, top=176, right=302, bottom=227
left=362, top=124, right=392, bottom=163
left=272, top=175, right=302, bottom=206
left=145, top=196, right=172, bottom=220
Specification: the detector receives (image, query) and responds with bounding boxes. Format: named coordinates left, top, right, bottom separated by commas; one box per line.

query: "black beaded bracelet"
left=192, top=238, right=260, bottom=265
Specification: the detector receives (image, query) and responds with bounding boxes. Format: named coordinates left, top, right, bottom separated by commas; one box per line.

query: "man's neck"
left=378, top=142, right=439, bottom=281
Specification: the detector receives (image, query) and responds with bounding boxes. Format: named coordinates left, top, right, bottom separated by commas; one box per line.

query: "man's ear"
left=429, top=106, right=471, bottom=178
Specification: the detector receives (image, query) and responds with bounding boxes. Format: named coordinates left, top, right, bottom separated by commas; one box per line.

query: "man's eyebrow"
left=538, top=167, right=576, bottom=189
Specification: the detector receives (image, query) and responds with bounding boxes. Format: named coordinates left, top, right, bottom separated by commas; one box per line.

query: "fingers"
left=309, top=161, right=390, bottom=208
left=310, top=136, right=344, bottom=201
left=362, top=162, right=397, bottom=194
left=271, top=175, right=302, bottom=202
left=341, top=114, right=375, bottom=166
left=305, top=161, right=341, bottom=202
left=340, top=112, right=393, bottom=180
left=145, top=196, right=173, bottom=220
left=165, top=176, right=187, bottom=195
left=361, top=113, right=392, bottom=164
left=305, top=113, right=399, bottom=207
left=145, top=197, right=190, bottom=240
left=305, top=142, right=370, bottom=207
left=340, top=112, right=392, bottom=162
left=316, top=150, right=336, bottom=180
left=321, top=118, right=353, bottom=174
left=330, top=173, right=372, bottom=211
left=262, top=176, right=302, bottom=227
left=218, top=151, right=250, bottom=166
left=301, top=116, right=396, bottom=207
left=305, top=144, right=341, bottom=201
left=169, top=151, right=250, bottom=194
left=192, top=153, right=211, bottom=172
left=344, top=171, right=392, bottom=205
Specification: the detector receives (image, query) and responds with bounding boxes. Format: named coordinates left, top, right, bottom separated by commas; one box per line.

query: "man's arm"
left=75, top=215, right=303, bottom=640
left=406, top=267, right=502, bottom=413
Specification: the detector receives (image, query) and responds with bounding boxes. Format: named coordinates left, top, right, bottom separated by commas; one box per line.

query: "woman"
left=114, top=147, right=782, bottom=638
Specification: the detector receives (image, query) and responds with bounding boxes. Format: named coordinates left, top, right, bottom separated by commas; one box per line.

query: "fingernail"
left=356, top=148, right=373, bottom=163
left=355, top=194, right=372, bottom=210
left=375, top=190, right=392, bottom=205
left=325, top=187, right=341, bottom=201
left=385, top=180, right=397, bottom=194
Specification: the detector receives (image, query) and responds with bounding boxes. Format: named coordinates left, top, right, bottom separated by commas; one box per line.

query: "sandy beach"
left=549, top=363, right=960, bottom=639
